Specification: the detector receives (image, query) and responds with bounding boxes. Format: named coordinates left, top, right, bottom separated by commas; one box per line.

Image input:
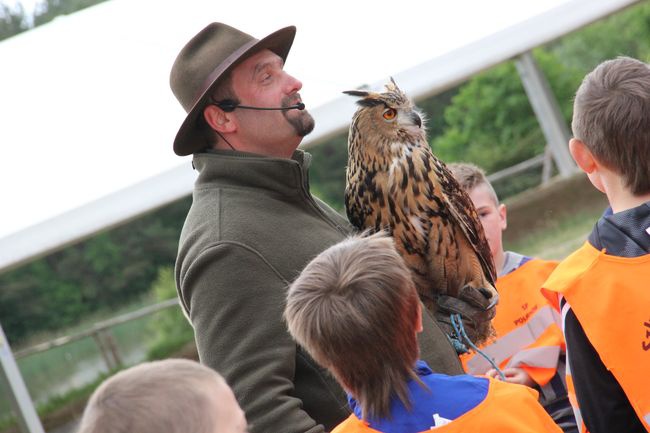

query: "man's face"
left=228, top=49, right=314, bottom=157
left=210, top=378, right=249, bottom=433
left=468, top=183, right=507, bottom=261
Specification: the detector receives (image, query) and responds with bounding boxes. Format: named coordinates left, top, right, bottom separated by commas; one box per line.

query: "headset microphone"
left=215, top=100, right=305, bottom=112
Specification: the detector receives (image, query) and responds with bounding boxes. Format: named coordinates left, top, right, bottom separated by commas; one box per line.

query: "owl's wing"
left=344, top=183, right=366, bottom=230
left=428, top=154, right=497, bottom=284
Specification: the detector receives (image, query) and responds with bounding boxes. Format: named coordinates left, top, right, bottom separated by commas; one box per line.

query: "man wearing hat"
left=170, top=22, right=463, bottom=433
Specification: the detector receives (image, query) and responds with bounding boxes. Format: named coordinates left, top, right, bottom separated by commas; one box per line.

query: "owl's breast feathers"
left=346, top=135, right=496, bottom=288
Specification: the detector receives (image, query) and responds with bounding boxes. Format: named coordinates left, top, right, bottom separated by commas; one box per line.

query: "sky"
left=1, top=0, right=616, bottom=261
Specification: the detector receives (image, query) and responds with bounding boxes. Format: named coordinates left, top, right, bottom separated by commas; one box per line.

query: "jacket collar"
left=589, top=202, right=650, bottom=257
left=191, top=149, right=312, bottom=196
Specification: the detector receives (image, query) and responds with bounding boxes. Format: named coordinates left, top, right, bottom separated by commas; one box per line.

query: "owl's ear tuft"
left=343, top=90, right=384, bottom=107
left=386, top=77, right=401, bottom=92
left=343, top=90, right=370, bottom=97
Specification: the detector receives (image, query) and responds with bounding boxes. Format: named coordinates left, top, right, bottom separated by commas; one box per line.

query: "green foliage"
left=306, top=135, right=348, bottom=210
left=146, top=267, right=194, bottom=361
left=0, top=2, right=27, bottom=41
left=431, top=50, right=582, bottom=173
left=0, top=198, right=191, bottom=346
left=32, top=0, right=110, bottom=27
left=550, top=2, right=650, bottom=72
left=0, top=0, right=109, bottom=41
left=415, top=87, right=459, bottom=140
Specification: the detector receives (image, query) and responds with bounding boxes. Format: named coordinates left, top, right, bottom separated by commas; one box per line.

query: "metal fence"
left=13, top=298, right=180, bottom=373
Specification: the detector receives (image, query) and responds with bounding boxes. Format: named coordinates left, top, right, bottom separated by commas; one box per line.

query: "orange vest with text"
left=331, top=379, right=561, bottom=433
left=462, top=259, right=564, bottom=387
left=543, top=242, right=650, bottom=432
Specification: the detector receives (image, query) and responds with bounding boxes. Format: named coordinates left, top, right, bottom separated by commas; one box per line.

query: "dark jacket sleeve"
left=418, top=305, right=464, bottom=375
left=564, top=309, right=646, bottom=433
left=179, top=242, right=326, bottom=433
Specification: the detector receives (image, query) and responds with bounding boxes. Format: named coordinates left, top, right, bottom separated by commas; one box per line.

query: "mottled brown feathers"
left=344, top=80, right=497, bottom=345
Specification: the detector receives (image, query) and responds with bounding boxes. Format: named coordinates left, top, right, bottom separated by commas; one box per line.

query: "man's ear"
left=203, top=104, right=236, bottom=134
left=569, top=138, right=597, bottom=174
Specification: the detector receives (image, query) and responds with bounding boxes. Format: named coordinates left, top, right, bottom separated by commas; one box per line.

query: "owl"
left=344, top=79, right=498, bottom=345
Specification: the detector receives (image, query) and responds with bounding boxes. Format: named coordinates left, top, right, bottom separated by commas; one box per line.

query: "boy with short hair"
left=285, top=233, right=561, bottom=432
left=77, top=359, right=248, bottom=433
left=449, top=162, right=576, bottom=432
left=542, top=56, right=650, bottom=433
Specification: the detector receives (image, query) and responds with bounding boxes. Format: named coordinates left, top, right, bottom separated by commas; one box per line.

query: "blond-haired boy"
left=448, top=162, right=576, bottom=433
left=78, top=359, right=248, bottom=433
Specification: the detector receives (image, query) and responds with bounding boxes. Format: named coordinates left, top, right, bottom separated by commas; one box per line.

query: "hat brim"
left=173, top=26, right=296, bottom=156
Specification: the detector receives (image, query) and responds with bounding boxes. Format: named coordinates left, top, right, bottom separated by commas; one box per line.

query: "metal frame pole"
left=515, top=51, right=577, bottom=177
left=0, top=323, right=45, bottom=433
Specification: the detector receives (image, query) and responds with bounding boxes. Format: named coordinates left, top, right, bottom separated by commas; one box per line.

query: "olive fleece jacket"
left=175, top=149, right=463, bottom=433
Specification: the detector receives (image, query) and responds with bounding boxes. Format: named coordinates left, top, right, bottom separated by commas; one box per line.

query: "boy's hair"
left=285, top=233, right=421, bottom=421
left=78, top=359, right=223, bottom=433
left=447, top=162, right=499, bottom=205
left=572, top=56, right=650, bottom=195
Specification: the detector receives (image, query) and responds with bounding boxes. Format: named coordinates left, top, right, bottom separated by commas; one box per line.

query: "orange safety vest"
left=543, top=242, right=650, bottom=432
left=462, top=259, right=564, bottom=387
left=331, top=379, right=561, bottom=433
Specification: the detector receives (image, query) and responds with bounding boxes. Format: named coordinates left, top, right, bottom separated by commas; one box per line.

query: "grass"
left=505, top=207, right=603, bottom=260
left=0, top=372, right=112, bottom=433
left=0, top=301, right=194, bottom=433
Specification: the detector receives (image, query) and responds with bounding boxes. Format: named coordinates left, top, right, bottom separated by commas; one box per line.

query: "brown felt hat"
left=170, top=23, right=296, bottom=156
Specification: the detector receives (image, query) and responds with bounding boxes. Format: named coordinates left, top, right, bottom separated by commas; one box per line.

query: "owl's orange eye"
left=383, top=108, right=397, bottom=120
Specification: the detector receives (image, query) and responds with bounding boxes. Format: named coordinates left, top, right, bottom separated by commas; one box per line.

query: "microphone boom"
left=215, top=99, right=305, bottom=112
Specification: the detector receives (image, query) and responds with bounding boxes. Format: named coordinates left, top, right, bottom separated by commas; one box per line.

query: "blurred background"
left=1, top=0, right=647, bottom=431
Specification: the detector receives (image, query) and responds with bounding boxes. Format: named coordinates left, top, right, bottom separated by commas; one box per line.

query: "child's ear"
left=415, top=303, right=423, bottom=333
left=569, top=138, right=597, bottom=174
left=570, top=138, right=606, bottom=193
left=498, top=203, right=507, bottom=231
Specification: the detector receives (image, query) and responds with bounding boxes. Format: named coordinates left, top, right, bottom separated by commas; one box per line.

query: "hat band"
left=195, top=38, right=260, bottom=104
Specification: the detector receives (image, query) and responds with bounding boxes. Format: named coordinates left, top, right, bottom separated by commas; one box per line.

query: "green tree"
left=146, top=267, right=194, bottom=360
left=33, top=0, right=109, bottom=26
left=551, top=2, right=650, bottom=72
left=0, top=198, right=191, bottom=345
left=432, top=49, right=582, bottom=173
left=415, top=87, right=459, bottom=141
left=307, top=135, right=349, bottom=211
left=0, top=2, right=27, bottom=41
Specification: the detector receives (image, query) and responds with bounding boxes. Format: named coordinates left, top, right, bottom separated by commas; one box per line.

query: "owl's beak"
left=411, top=112, right=422, bottom=128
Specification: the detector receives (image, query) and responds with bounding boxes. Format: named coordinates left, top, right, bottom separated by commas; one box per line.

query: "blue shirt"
left=348, top=361, right=489, bottom=433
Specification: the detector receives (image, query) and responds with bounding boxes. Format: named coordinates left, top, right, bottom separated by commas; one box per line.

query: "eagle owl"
left=344, top=79, right=498, bottom=345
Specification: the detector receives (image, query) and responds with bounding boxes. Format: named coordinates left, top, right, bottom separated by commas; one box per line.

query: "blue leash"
left=450, top=313, right=506, bottom=381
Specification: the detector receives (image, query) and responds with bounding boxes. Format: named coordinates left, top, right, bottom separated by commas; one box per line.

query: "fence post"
left=91, top=330, right=116, bottom=371
left=515, top=51, right=576, bottom=178
left=102, top=330, right=123, bottom=368
left=542, top=146, right=554, bottom=184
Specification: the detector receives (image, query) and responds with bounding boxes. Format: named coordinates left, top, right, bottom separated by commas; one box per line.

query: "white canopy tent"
left=0, top=0, right=640, bottom=274
left=0, top=0, right=641, bottom=431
